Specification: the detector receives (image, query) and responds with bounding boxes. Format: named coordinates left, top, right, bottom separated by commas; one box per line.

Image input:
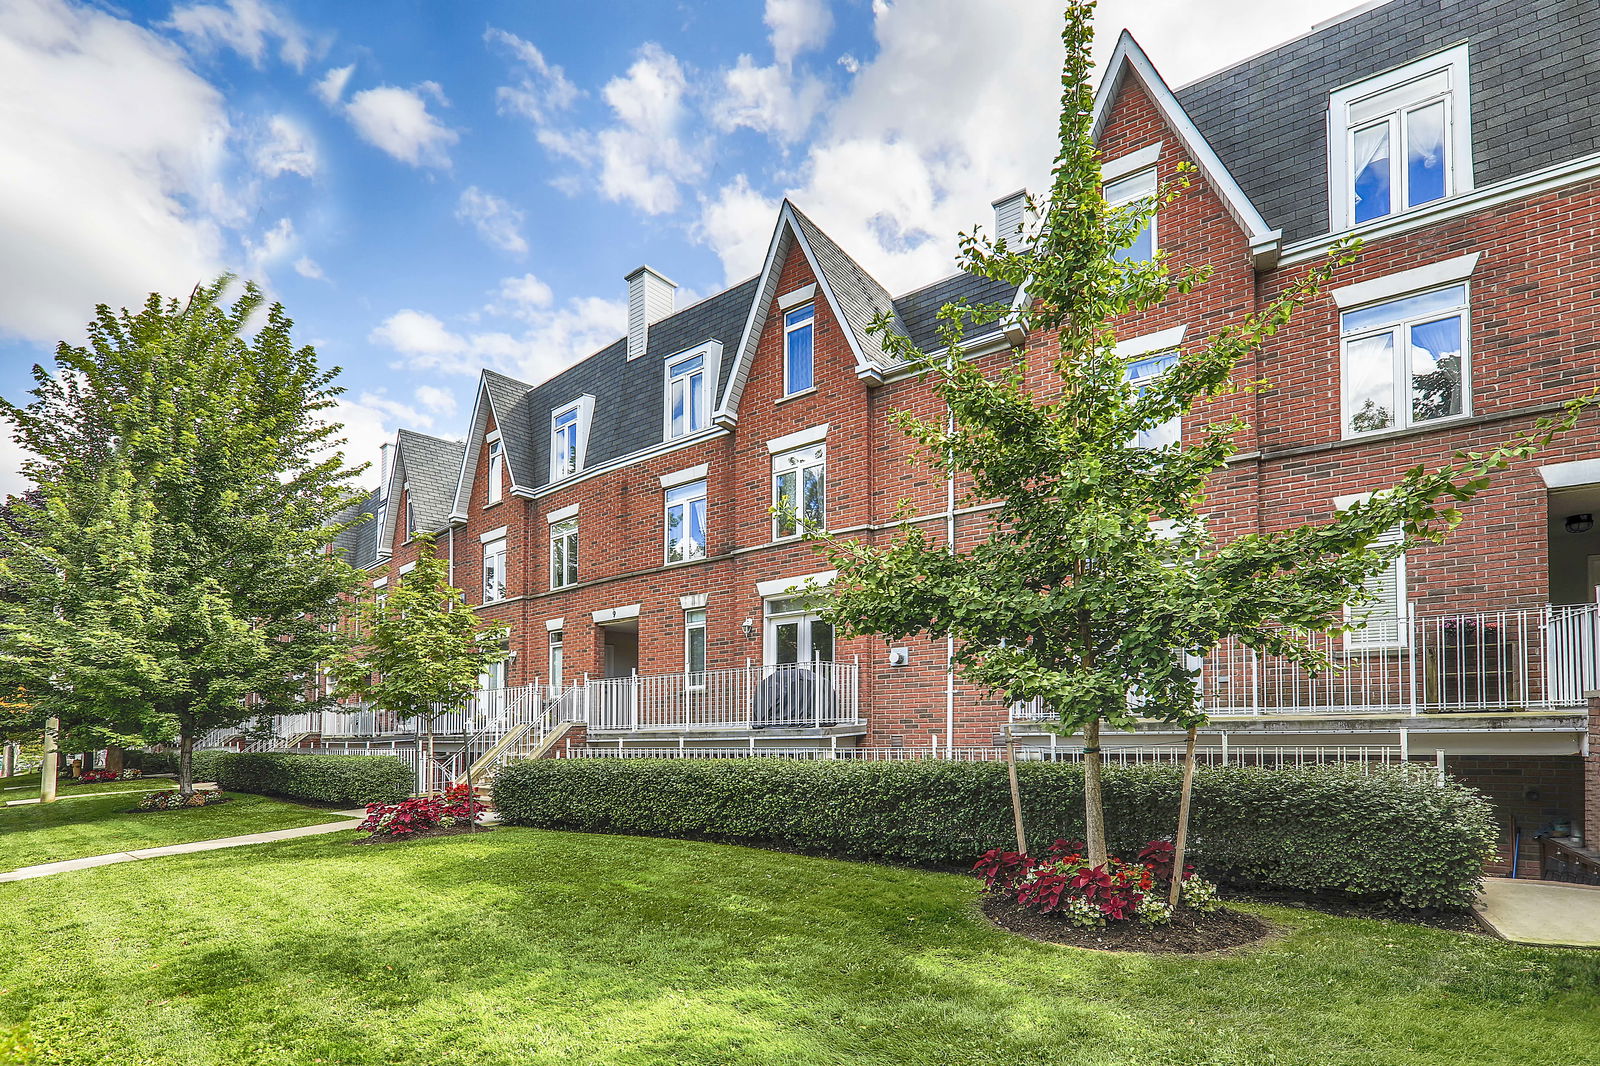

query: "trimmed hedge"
left=494, top=759, right=1497, bottom=910
left=123, top=750, right=179, bottom=774
left=189, top=751, right=413, bottom=806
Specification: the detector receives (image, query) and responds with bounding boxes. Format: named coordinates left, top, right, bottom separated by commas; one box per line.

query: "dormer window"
left=784, top=304, right=815, bottom=395
left=404, top=495, right=417, bottom=541
left=552, top=409, right=578, bottom=479
left=667, top=352, right=706, bottom=438
left=486, top=438, right=504, bottom=505
left=1329, top=44, right=1471, bottom=231
left=1104, top=167, right=1157, bottom=262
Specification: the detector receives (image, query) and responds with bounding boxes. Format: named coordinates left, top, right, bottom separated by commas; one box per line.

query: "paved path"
left=0, top=812, right=366, bottom=883
left=1475, top=877, right=1600, bottom=947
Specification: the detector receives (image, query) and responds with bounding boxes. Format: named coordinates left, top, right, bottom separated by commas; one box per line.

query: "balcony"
left=582, top=660, right=863, bottom=734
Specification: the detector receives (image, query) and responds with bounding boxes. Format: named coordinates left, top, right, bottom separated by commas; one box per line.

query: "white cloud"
left=765, top=0, right=832, bottom=67
left=166, top=0, right=312, bottom=71
left=370, top=277, right=627, bottom=385
left=455, top=187, right=528, bottom=255
left=244, top=216, right=297, bottom=275
left=314, top=63, right=353, bottom=106
left=341, top=84, right=458, bottom=169
left=696, top=175, right=779, bottom=283
left=0, top=0, right=228, bottom=345
left=414, top=385, right=457, bottom=417
left=254, top=113, right=317, bottom=178
left=0, top=425, right=32, bottom=502
left=325, top=395, right=399, bottom=478
left=712, top=55, right=825, bottom=143
left=293, top=255, right=326, bottom=281
left=485, top=27, right=579, bottom=123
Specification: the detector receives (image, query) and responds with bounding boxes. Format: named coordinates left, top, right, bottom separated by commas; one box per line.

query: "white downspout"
left=945, top=367, right=957, bottom=758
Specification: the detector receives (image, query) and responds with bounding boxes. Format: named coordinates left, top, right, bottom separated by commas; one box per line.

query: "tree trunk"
left=106, top=746, right=125, bottom=774
left=39, top=717, right=59, bottom=805
left=1004, top=724, right=1028, bottom=854
left=1170, top=725, right=1198, bottom=907
left=178, top=730, right=194, bottom=797
left=1083, top=717, right=1107, bottom=866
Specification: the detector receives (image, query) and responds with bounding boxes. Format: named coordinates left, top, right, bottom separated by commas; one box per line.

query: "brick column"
left=1586, top=694, right=1600, bottom=848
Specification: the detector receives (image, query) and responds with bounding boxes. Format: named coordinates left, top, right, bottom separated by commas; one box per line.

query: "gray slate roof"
left=1174, top=0, right=1600, bottom=244
left=331, top=489, right=381, bottom=570
left=894, top=270, right=1018, bottom=353
left=788, top=202, right=909, bottom=367
left=395, top=429, right=465, bottom=535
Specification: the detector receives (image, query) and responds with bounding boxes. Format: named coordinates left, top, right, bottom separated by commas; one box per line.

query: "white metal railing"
left=1013, top=604, right=1600, bottom=720
left=583, top=660, right=862, bottom=732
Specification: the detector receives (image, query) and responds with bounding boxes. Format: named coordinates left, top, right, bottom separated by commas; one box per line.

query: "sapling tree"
left=818, top=0, right=1590, bottom=867
left=332, top=534, right=508, bottom=793
left=0, top=279, right=368, bottom=796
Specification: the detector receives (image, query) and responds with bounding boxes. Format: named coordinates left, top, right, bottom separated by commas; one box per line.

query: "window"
left=765, top=595, right=834, bottom=665
left=684, top=608, right=706, bottom=678
left=551, top=408, right=579, bottom=480
left=1126, top=351, right=1180, bottom=448
left=486, top=439, right=504, bottom=505
left=548, top=629, right=564, bottom=691
left=551, top=518, right=578, bottom=589
left=665, top=479, right=707, bottom=563
left=482, top=537, right=507, bottom=603
left=403, top=495, right=417, bottom=541
left=784, top=303, right=815, bottom=394
left=772, top=443, right=825, bottom=540
left=1346, top=527, right=1407, bottom=648
left=1341, top=284, right=1468, bottom=436
left=1105, top=167, right=1157, bottom=262
left=1329, top=45, right=1470, bottom=230
left=667, top=352, right=706, bottom=438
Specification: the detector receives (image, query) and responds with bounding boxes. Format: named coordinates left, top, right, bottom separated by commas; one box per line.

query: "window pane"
left=687, top=497, right=705, bottom=558
left=670, top=378, right=685, bottom=437
left=686, top=612, right=706, bottom=674
left=809, top=620, right=834, bottom=663
left=1341, top=285, right=1465, bottom=334
left=775, top=469, right=798, bottom=537
left=775, top=621, right=799, bottom=665
left=1113, top=224, right=1153, bottom=264
left=1104, top=168, right=1156, bottom=204
left=1405, top=101, right=1447, bottom=207
left=688, top=371, right=703, bottom=431
left=669, top=353, right=703, bottom=376
left=565, top=531, right=578, bottom=584
left=666, top=502, right=684, bottom=562
left=1352, top=121, right=1392, bottom=224
left=785, top=308, right=814, bottom=393
left=802, top=464, right=825, bottom=530
left=1409, top=314, right=1463, bottom=423
left=1345, top=331, right=1397, bottom=434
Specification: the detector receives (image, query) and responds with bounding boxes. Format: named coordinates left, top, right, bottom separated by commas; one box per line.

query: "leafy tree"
left=0, top=279, right=367, bottom=795
left=819, top=0, right=1590, bottom=866
left=332, top=534, right=508, bottom=792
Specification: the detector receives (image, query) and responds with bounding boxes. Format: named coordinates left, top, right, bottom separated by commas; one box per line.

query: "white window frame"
left=1104, top=166, right=1158, bottom=262
left=1345, top=526, right=1408, bottom=651
left=1327, top=44, right=1473, bottom=232
left=485, top=437, right=505, bottom=506
left=403, top=493, right=417, bottom=542
left=549, top=396, right=595, bottom=482
left=762, top=594, right=835, bottom=667
left=684, top=607, right=707, bottom=688
left=663, top=341, right=721, bottom=440
left=550, top=517, right=579, bottom=589
left=1338, top=283, right=1471, bottom=439
left=664, top=479, right=707, bottom=564
left=482, top=537, right=507, bottom=604
left=772, top=442, right=826, bottom=542
left=547, top=627, right=564, bottom=692
left=783, top=302, right=816, bottom=396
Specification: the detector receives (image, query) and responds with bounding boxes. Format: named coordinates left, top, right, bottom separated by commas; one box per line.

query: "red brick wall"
left=1437, top=753, right=1585, bottom=876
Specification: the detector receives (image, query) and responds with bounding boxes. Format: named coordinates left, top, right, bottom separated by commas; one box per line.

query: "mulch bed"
left=981, top=896, right=1272, bottom=954
left=125, top=796, right=233, bottom=814
left=349, top=824, right=495, bottom=846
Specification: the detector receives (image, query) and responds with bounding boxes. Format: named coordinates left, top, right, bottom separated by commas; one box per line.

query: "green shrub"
left=122, top=750, right=179, bottom=774
left=194, top=751, right=413, bottom=805
left=493, top=759, right=1496, bottom=910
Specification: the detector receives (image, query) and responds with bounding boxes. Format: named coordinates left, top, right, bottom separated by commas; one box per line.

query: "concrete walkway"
left=0, top=812, right=366, bottom=883
left=1475, top=877, right=1600, bottom=947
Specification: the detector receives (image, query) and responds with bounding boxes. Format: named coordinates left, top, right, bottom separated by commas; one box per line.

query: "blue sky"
left=0, top=0, right=1362, bottom=495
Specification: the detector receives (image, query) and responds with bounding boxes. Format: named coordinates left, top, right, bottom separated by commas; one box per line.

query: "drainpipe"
left=945, top=376, right=957, bottom=757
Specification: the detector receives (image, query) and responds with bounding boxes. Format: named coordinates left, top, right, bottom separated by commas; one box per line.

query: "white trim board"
left=1329, top=253, right=1479, bottom=308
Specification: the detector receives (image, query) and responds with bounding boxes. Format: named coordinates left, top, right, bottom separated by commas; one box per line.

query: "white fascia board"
left=1540, top=459, right=1600, bottom=490
left=479, top=525, right=509, bottom=544
left=546, top=503, right=579, bottom=524
left=765, top=423, right=829, bottom=455
left=714, top=210, right=789, bottom=422
left=1334, top=491, right=1375, bottom=510
left=1102, top=141, right=1162, bottom=183
left=659, top=463, right=709, bottom=489
left=756, top=570, right=837, bottom=599
left=1329, top=253, right=1480, bottom=308
left=1091, top=32, right=1279, bottom=268
left=592, top=603, right=641, bottom=625
left=1113, top=325, right=1187, bottom=358
left=452, top=377, right=494, bottom=515
left=545, top=616, right=565, bottom=632
left=679, top=593, right=709, bottom=610
left=776, top=283, right=816, bottom=310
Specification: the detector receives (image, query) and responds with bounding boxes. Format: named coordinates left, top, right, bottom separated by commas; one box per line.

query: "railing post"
left=1407, top=603, right=1419, bottom=716
left=1249, top=650, right=1260, bottom=716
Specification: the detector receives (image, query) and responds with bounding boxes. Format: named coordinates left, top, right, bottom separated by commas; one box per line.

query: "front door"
left=766, top=596, right=834, bottom=666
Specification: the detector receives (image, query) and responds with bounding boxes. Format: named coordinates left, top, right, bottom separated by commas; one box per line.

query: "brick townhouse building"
left=309, top=0, right=1600, bottom=872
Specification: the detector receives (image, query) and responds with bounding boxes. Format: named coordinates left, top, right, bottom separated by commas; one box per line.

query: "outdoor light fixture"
left=1566, top=513, right=1594, bottom=534
left=741, top=617, right=756, bottom=640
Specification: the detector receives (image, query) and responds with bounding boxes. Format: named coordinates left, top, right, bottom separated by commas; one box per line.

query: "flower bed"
left=354, top=785, right=486, bottom=842
left=134, top=790, right=230, bottom=812
left=67, top=769, right=143, bottom=785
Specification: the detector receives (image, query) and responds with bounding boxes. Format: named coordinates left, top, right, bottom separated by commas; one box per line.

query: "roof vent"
left=991, top=189, right=1030, bottom=247
left=626, top=265, right=677, bottom=359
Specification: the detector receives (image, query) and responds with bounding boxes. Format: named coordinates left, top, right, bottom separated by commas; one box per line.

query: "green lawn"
left=2, top=771, right=170, bottom=802
left=1, top=829, right=1597, bottom=1066
left=0, top=790, right=354, bottom=872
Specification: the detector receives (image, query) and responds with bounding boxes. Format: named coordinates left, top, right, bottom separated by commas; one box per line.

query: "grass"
left=1, top=828, right=1598, bottom=1066
left=0, top=788, right=355, bottom=872
left=2, top=771, right=170, bottom=802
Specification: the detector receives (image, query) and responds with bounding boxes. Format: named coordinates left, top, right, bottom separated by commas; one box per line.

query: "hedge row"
left=494, top=758, right=1497, bottom=910
left=186, top=751, right=413, bottom=806
left=123, top=750, right=179, bottom=774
